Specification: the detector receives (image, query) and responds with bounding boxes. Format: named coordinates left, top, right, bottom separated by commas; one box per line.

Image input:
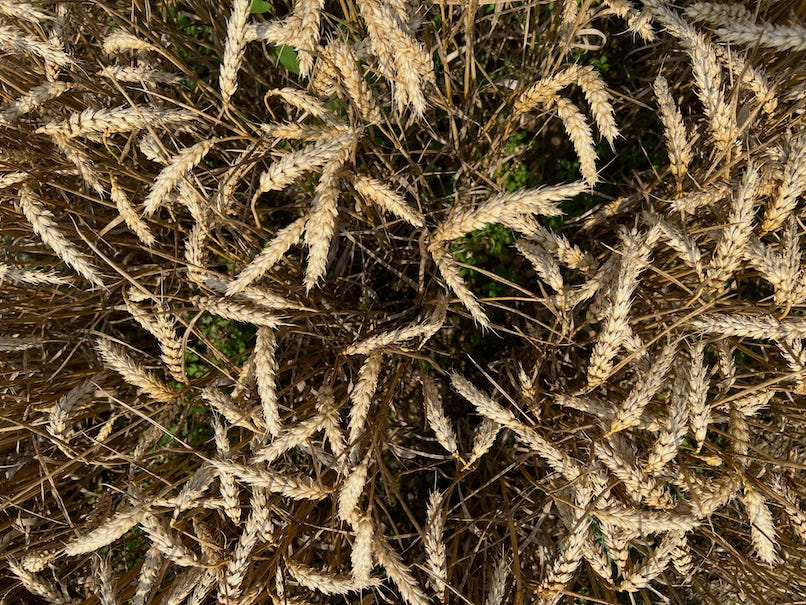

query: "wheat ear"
left=254, top=326, right=281, bottom=437
left=431, top=244, right=489, bottom=328
left=287, top=560, right=381, bottom=595
left=131, top=545, right=162, bottom=605
left=7, top=559, right=71, bottom=605
left=37, top=106, right=196, bottom=140
left=338, top=456, right=370, bottom=523
left=424, top=489, right=448, bottom=597
left=110, top=176, right=156, bottom=247
left=715, top=21, right=806, bottom=52
left=227, top=216, right=307, bottom=295
left=422, top=373, right=459, bottom=458
left=354, top=175, right=425, bottom=227
left=213, top=418, right=241, bottom=524
left=653, top=75, right=692, bottom=181
left=373, top=536, right=430, bottom=605
left=63, top=506, right=146, bottom=556
left=618, top=531, right=677, bottom=591
left=212, top=460, right=333, bottom=500
left=762, top=133, right=806, bottom=233
left=0, top=0, right=51, bottom=23
left=18, top=185, right=104, bottom=286
left=143, top=138, right=218, bottom=216
left=742, top=483, right=779, bottom=564
left=347, top=351, right=383, bottom=450
left=220, top=0, right=251, bottom=109
left=0, top=81, right=73, bottom=125
left=0, top=23, right=73, bottom=68
left=96, top=338, right=176, bottom=402
left=102, top=31, right=157, bottom=53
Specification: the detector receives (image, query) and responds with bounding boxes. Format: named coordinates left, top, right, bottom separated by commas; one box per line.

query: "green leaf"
left=250, top=0, right=272, bottom=13
left=273, top=44, right=300, bottom=74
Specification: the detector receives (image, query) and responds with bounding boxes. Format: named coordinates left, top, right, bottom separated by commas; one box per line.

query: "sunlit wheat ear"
left=517, top=240, right=564, bottom=292
left=96, top=338, right=177, bottom=403
left=0, top=23, right=73, bottom=68
left=373, top=536, right=430, bottom=605
left=213, top=418, right=241, bottom=524
left=430, top=244, right=489, bottom=328
left=742, top=483, right=780, bottom=564
left=653, top=75, right=692, bottom=182
left=344, top=302, right=445, bottom=356
left=265, top=87, right=337, bottom=121
left=576, top=65, right=619, bottom=146
left=645, top=363, right=687, bottom=474
left=618, top=531, right=677, bottom=591
left=201, top=387, right=263, bottom=432
left=651, top=215, right=704, bottom=280
left=587, top=226, right=661, bottom=386
left=424, top=489, right=448, bottom=598
left=552, top=94, right=599, bottom=185
left=325, top=40, right=383, bottom=123
left=18, top=185, right=105, bottom=286
left=131, top=545, right=162, bottom=605
left=0, top=0, right=51, bottom=23
left=227, top=216, right=307, bottom=296
left=761, top=133, right=806, bottom=233
left=213, top=459, right=333, bottom=500
left=50, top=133, right=105, bottom=195
left=705, top=165, right=758, bottom=294
left=219, top=0, right=251, bottom=109
left=109, top=176, right=155, bottom=247
left=287, top=560, right=381, bottom=596
left=63, top=506, right=147, bottom=557
left=90, top=554, right=117, bottom=605
left=422, top=373, right=458, bottom=458
left=47, top=377, right=95, bottom=448
left=102, top=31, right=157, bottom=53
left=218, top=491, right=269, bottom=605
left=303, top=146, right=350, bottom=291
left=512, top=64, right=582, bottom=117
left=254, top=326, right=281, bottom=437
left=37, top=106, right=197, bottom=140
left=338, top=456, right=370, bottom=524
left=252, top=399, right=336, bottom=464
left=7, top=559, right=71, bottom=605
left=252, top=131, right=351, bottom=200
left=97, top=65, right=179, bottom=84
left=353, top=175, right=424, bottom=227
left=0, top=81, right=73, bottom=125
left=537, top=516, right=587, bottom=600
left=714, top=21, right=806, bottom=52
left=141, top=514, right=202, bottom=568
left=684, top=2, right=753, bottom=26
left=143, top=138, right=219, bottom=216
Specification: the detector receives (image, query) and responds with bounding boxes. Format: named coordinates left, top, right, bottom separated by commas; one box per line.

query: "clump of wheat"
left=2, top=1, right=805, bottom=604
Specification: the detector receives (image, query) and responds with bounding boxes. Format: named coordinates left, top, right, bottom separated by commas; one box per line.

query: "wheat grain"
left=63, top=506, right=146, bottom=556
left=220, top=0, right=251, bottom=108
left=18, top=185, right=104, bottom=286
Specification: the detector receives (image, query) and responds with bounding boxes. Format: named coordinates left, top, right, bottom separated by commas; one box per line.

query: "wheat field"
left=1, top=0, right=805, bottom=603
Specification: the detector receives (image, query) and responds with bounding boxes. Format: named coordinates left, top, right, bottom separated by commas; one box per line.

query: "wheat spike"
left=347, top=351, right=384, bottom=450
left=553, top=94, right=599, bottom=185
left=131, top=545, right=162, bottom=605
left=96, top=338, right=176, bottom=402
left=422, top=373, right=459, bottom=457
left=63, top=506, right=146, bottom=557
left=517, top=240, right=564, bottom=292
left=0, top=23, right=73, bottom=67
left=212, top=460, right=333, bottom=500
left=354, top=175, right=424, bottom=227
left=201, top=387, right=262, bottom=432
left=424, top=489, right=448, bottom=597
left=619, top=531, right=677, bottom=591
left=220, top=489, right=271, bottom=604
left=143, top=138, right=218, bottom=216
left=742, top=483, right=779, bottom=564
left=684, top=2, right=753, bottom=26
left=431, top=244, right=490, bottom=328
left=254, top=326, right=281, bottom=437
left=37, top=106, right=197, bottom=140
left=252, top=402, right=336, bottom=464
left=220, top=0, right=251, bottom=108
left=715, top=21, right=806, bottom=52
left=213, top=419, right=241, bottom=524
left=576, top=65, right=619, bottom=146
left=7, top=559, right=71, bottom=605
left=350, top=513, right=375, bottom=586
left=0, top=81, right=73, bottom=124
left=706, top=166, right=759, bottom=293
left=227, top=216, right=307, bottom=295
left=537, top=516, right=588, bottom=599
left=653, top=75, right=692, bottom=180
left=646, top=363, right=687, bottom=474
left=373, top=536, right=430, bottom=605
left=338, top=457, right=370, bottom=523
left=140, top=514, right=201, bottom=567
left=287, top=560, right=380, bottom=595
left=762, top=133, right=806, bottom=233
left=18, top=185, right=104, bottom=286
left=109, top=176, right=156, bottom=247
left=102, top=31, right=156, bottom=53
left=325, top=40, right=383, bottom=122
left=194, top=295, right=284, bottom=329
